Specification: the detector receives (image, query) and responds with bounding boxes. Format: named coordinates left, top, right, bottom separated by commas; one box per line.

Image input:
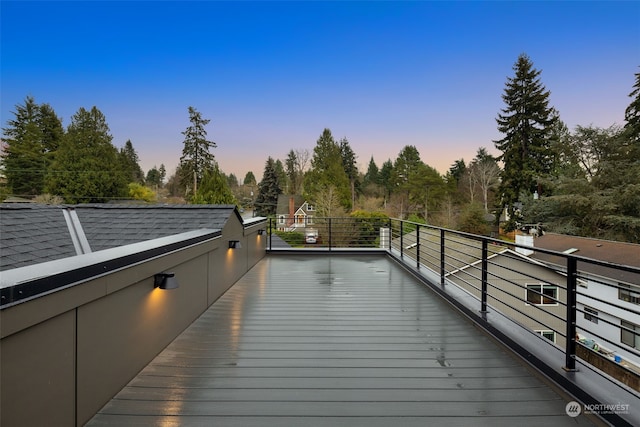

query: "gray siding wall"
left=0, top=222, right=266, bottom=427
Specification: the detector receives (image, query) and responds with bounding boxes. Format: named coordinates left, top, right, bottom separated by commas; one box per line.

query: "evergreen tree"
left=179, top=106, right=216, bottom=196
left=1, top=96, right=63, bottom=196
left=274, top=159, right=287, bottom=193
left=227, top=173, right=239, bottom=188
left=339, top=137, right=359, bottom=208
left=284, top=148, right=309, bottom=195
left=146, top=164, right=167, bottom=188
left=255, top=157, right=282, bottom=216
left=624, top=68, right=640, bottom=146
left=392, top=145, right=424, bottom=216
left=46, top=106, right=126, bottom=203
left=146, top=166, right=162, bottom=187
left=363, top=156, right=379, bottom=187
left=191, top=164, right=237, bottom=205
left=494, top=54, right=557, bottom=229
left=285, top=149, right=298, bottom=195
left=448, top=159, right=466, bottom=185
left=118, top=140, right=145, bottom=184
left=303, top=129, right=351, bottom=210
left=379, top=159, right=394, bottom=200
left=243, top=171, right=256, bottom=186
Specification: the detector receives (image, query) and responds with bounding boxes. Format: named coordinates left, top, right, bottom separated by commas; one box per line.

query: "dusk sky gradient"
left=2, top=1, right=639, bottom=182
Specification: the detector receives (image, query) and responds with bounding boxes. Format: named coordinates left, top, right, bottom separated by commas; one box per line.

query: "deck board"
left=87, top=254, right=598, bottom=426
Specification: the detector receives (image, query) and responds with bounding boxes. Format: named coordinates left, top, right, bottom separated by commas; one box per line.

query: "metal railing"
left=267, top=216, right=640, bottom=386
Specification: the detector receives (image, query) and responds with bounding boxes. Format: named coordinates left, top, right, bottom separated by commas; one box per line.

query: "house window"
left=307, top=204, right=314, bottom=211
left=535, top=330, right=556, bottom=343
left=278, top=215, right=285, bottom=225
left=584, top=306, right=598, bottom=324
left=619, top=283, right=640, bottom=305
left=621, top=321, right=639, bottom=349
left=526, top=284, right=558, bottom=305
left=307, top=215, right=313, bottom=225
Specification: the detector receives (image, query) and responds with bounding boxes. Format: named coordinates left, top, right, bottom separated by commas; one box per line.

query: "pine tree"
left=339, top=137, right=359, bottom=208
left=363, top=156, right=379, bottom=187
left=379, top=159, right=394, bottom=200
left=46, top=106, right=126, bottom=203
left=179, top=106, right=216, bottom=196
left=146, top=166, right=162, bottom=187
left=624, top=69, right=640, bottom=145
left=191, top=164, right=237, bottom=205
left=1, top=96, right=63, bottom=196
left=119, top=140, right=145, bottom=184
left=303, top=129, right=351, bottom=210
left=495, top=54, right=557, bottom=229
left=255, top=157, right=282, bottom=216
left=243, top=171, right=256, bottom=186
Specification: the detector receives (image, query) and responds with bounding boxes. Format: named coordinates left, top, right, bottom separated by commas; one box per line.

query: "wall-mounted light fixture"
left=228, top=240, right=242, bottom=249
left=154, top=272, right=179, bottom=290
left=257, top=229, right=265, bottom=235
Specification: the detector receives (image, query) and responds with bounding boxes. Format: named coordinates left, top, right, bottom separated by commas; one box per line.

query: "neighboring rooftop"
left=0, top=203, right=240, bottom=271
left=530, top=232, right=640, bottom=284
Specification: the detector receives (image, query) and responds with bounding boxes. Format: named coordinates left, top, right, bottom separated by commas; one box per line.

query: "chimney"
left=288, top=196, right=295, bottom=226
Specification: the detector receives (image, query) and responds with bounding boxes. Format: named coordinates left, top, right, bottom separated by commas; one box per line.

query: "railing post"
left=440, top=229, right=445, bottom=286
left=564, top=256, right=578, bottom=372
left=481, top=239, right=488, bottom=313
left=400, top=221, right=404, bottom=258
left=416, top=225, right=420, bottom=269
left=268, top=218, right=272, bottom=251
left=328, top=218, right=332, bottom=251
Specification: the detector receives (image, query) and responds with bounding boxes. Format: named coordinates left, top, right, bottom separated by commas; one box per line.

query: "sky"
left=1, top=1, right=639, bottom=182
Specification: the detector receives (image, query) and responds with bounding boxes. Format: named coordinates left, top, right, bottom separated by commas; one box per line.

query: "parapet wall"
left=0, top=223, right=266, bottom=427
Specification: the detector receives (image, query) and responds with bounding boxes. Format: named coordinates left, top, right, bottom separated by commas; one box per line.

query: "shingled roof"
left=0, top=204, right=78, bottom=270
left=0, top=204, right=240, bottom=271
left=531, top=232, right=640, bottom=284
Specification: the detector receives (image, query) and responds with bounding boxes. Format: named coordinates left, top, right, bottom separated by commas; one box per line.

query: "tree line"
left=254, top=54, right=639, bottom=243
left=2, top=54, right=639, bottom=242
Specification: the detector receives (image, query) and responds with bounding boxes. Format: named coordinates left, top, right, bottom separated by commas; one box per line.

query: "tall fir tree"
left=623, top=69, right=640, bottom=164
left=363, top=156, right=379, bottom=187
left=119, top=140, right=145, bottom=184
left=339, top=137, right=359, bottom=208
left=494, top=54, right=557, bottom=229
left=303, top=129, right=351, bottom=210
left=46, top=106, right=126, bottom=203
left=1, top=96, right=64, bottom=196
left=255, top=157, right=282, bottom=216
left=285, top=149, right=298, bottom=195
left=379, top=159, right=394, bottom=200
left=179, top=106, right=216, bottom=196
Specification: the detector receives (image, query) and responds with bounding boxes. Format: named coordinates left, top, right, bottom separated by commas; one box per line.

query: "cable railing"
left=267, top=216, right=640, bottom=392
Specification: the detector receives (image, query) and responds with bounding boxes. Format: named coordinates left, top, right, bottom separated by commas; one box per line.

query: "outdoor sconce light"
left=154, top=272, right=179, bottom=290
left=257, top=229, right=265, bottom=235
left=229, top=240, right=242, bottom=249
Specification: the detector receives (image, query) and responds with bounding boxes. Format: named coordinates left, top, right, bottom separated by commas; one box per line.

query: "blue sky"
left=2, top=1, right=639, bottom=182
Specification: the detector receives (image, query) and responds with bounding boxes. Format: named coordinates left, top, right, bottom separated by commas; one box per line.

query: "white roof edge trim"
left=0, top=229, right=220, bottom=289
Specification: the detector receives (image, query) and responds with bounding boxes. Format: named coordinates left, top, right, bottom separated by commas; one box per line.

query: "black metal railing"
left=267, top=216, right=640, bottom=381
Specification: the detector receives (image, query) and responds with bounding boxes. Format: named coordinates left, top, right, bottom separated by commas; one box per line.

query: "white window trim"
left=534, top=330, right=556, bottom=343
left=525, top=283, right=559, bottom=306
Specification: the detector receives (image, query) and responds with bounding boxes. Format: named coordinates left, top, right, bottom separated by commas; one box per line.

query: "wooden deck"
left=87, top=254, right=598, bottom=426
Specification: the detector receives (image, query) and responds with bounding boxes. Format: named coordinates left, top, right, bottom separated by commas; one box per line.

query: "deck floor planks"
left=87, top=254, right=597, bottom=426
